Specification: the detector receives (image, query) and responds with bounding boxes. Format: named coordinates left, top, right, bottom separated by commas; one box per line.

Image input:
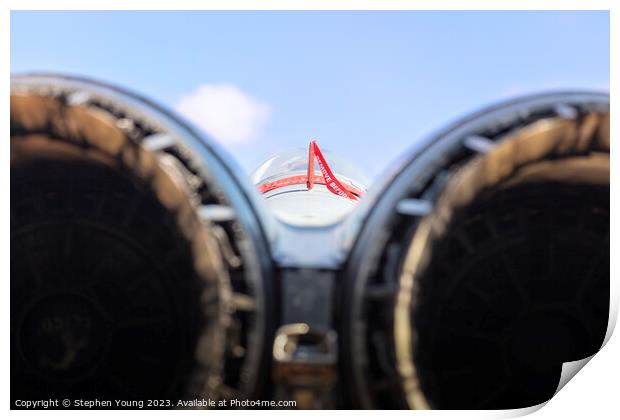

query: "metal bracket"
left=272, top=324, right=337, bottom=409
left=272, top=269, right=338, bottom=408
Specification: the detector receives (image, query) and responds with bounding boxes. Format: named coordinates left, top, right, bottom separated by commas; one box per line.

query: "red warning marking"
left=257, top=140, right=362, bottom=201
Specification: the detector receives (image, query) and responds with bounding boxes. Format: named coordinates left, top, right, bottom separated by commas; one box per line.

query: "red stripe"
left=311, top=140, right=357, bottom=200
left=257, top=174, right=363, bottom=198
left=307, top=141, right=315, bottom=190
left=257, top=140, right=362, bottom=201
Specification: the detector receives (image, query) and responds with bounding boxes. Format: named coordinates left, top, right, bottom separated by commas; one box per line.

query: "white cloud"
left=176, top=84, right=271, bottom=144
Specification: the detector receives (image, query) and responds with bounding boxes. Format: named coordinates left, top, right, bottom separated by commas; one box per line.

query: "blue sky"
left=11, top=11, right=609, bottom=183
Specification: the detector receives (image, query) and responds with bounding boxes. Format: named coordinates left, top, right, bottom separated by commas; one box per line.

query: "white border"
left=3, top=1, right=616, bottom=418
left=2, top=0, right=615, bottom=11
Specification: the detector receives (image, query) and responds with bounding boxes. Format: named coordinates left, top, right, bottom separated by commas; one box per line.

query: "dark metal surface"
left=11, top=74, right=277, bottom=404
left=10, top=75, right=611, bottom=410
left=340, top=92, right=609, bottom=409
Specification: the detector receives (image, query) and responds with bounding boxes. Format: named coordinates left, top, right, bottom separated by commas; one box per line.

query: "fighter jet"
left=10, top=74, right=610, bottom=409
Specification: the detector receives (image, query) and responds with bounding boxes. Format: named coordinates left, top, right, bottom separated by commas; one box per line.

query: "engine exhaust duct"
left=10, top=75, right=275, bottom=404
left=341, top=93, right=609, bottom=409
